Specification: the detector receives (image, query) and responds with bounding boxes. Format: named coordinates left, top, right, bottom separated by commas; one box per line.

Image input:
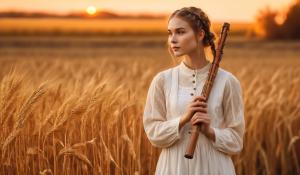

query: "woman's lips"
left=172, top=47, right=180, bottom=51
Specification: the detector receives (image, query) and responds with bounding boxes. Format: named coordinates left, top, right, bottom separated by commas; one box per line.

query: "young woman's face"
left=168, top=16, right=201, bottom=57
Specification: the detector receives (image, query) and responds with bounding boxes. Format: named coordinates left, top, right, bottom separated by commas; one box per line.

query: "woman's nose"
left=171, top=35, right=178, bottom=43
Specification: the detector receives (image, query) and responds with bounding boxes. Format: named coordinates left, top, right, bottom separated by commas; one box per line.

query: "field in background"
left=0, top=34, right=300, bottom=174
left=0, top=18, right=253, bottom=36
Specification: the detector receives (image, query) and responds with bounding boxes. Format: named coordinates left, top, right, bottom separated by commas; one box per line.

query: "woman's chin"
left=174, top=52, right=185, bottom=57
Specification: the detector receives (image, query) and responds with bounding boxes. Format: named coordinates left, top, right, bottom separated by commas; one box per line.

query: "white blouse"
left=143, top=60, right=245, bottom=175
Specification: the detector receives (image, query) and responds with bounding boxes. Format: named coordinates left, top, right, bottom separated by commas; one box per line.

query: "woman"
left=143, top=7, right=245, bottom=175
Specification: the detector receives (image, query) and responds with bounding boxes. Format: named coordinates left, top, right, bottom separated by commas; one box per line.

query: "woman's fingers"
left=193, top=116, right=210, bottom=122
left=191, top=114, right=210, bottom=121
left=187, top=96, right=208, bottom=114
left=190, top=101, right=207, bottom=107
left=191, top=113, right=210, bottom=122
left=192, top=118, right=210, bottom=125
left=193, top=96, right=206, bottom=102
left=191, top=106, right=207, bottom=113
left=186, top=96, right=208, bottom=121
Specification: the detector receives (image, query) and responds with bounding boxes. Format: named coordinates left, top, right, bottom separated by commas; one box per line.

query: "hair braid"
left=208, top=32, right=217, bottom=58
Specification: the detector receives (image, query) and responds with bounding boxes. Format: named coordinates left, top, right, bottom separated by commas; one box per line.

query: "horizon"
left=0, top=0, right=294, bottom=22
left=0, top=10, right=254, bottom=24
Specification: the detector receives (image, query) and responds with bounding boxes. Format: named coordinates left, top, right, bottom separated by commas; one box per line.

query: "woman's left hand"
left=190, top=98, right=216, bottom=141
left=191, top=112, right=211, bottom=134
left=190, top=99, right=211, bottom=136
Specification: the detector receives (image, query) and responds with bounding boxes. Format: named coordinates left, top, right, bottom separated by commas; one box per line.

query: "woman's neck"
left=183, top=49, right=208, bottom=70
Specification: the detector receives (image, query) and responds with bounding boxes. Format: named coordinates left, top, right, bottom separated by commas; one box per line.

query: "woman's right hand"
left=180, top=96, right=208, bottom=125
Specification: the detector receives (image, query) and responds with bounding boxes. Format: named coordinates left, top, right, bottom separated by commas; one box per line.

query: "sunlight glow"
left=86, top=6, right=97, bottom=16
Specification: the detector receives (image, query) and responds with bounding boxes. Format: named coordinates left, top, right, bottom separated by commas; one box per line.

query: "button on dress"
left=143, top=61, right=245, bottom=175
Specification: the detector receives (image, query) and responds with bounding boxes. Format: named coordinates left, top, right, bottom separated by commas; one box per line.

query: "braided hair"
left=169, top=7, right=217, bottom=58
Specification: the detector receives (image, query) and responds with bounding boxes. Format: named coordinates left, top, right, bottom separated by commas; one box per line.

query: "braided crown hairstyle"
left=169, top=7, right=217, bottom=58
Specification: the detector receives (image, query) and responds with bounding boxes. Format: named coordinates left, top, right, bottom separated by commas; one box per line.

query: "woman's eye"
left=167, top=31, right=184, bottom=36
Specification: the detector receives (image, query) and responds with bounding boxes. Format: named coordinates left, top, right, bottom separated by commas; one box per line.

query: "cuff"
left=211, top=127, right=221, bottom=148
left=171, top=117, right=181, bottom=140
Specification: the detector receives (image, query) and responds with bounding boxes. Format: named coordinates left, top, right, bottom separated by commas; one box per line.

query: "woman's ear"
left=198, top=29, right=205, bottom=41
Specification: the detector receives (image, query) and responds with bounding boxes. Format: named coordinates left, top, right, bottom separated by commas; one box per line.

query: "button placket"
left=191, top=70, right=197, bottom=96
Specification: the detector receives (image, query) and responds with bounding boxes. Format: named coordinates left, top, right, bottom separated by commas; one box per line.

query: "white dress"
left=143, top=61, right=245, bottom=175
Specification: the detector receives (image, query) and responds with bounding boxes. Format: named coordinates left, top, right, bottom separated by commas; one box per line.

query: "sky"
left=0, top=0, right=295, bottom=22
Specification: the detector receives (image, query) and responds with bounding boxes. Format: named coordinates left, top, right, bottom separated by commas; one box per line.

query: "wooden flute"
left=184, top=22, right=230, bottom=159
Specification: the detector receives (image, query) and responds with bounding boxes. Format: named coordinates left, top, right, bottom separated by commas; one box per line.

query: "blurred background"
left=0, top=0, right=300, bottom=175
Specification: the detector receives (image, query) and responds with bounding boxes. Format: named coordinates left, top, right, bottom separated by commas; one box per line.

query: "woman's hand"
left=190, top=100, right=215, bottom=141
left=179, top=96, right=215, bottom=141
left=191, top=111, right=211, bottom=135
left=180, top=96, right=207, bottom=128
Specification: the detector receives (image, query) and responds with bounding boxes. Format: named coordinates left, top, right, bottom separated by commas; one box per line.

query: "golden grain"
left=0, top=45, right=299, bottom=174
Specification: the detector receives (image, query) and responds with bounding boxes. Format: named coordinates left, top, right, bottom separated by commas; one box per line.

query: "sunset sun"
left=86, top=6, right=97, bottom=16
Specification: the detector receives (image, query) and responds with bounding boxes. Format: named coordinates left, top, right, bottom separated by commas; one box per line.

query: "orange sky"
left=0, top=0, right=294, bottom=22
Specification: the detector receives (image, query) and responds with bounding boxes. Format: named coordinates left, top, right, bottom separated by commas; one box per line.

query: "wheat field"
left=0, top=36, right=300, bottom=175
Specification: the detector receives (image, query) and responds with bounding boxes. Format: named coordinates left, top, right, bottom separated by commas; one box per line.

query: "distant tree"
left=255, top=0, right=300, bottom=39
left=255, top=6, right=281, bottom=39
left=281, top=0, right=300, bottom=39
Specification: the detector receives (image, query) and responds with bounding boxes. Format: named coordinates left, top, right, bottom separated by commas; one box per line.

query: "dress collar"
left=179, top=60, right=211, bottom=75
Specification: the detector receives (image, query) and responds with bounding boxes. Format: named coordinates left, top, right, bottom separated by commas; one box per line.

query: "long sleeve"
left=211, top=73, right=245, bottom=155
left=143, top=73, right=181, bottom=148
